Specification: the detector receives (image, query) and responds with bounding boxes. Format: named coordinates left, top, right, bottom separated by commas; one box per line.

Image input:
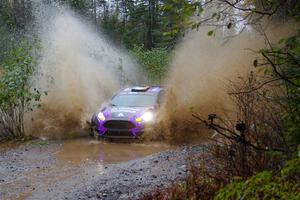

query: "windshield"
left=111, top=94, right=157, bottom=107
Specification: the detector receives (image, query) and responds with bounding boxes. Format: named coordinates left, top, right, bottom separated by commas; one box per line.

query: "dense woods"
left=0, top=0, right=300, bottom=199
left=0, top=0, right=185, bottom=49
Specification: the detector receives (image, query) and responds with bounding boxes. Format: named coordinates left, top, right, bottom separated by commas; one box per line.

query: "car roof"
left=118, top=86, right=163, bottom=95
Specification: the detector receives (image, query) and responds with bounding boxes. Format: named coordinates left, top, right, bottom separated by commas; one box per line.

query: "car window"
left=111, top=94, right=158, bottom=107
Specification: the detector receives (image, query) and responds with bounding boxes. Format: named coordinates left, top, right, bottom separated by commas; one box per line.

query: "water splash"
left=26, top=6, right=144, bottom=139
left=158, top=23, right=297, bottom=143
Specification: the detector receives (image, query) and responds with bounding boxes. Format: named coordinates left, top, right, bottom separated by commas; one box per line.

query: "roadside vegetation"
left=0, top=26, right=42, bottom=139
left=142, top=0, right=300, bottom=199
left=0, top=0, right=300, bottom=199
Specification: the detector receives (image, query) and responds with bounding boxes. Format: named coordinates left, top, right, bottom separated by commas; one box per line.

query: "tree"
left=0, top=0, right=33, bottom=30
left=130, top=45, right=169, bottom=83
left=97, top=0, right=189, bottom=49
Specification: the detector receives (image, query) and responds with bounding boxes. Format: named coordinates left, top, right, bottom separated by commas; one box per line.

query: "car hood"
left=102, top=106, right=153, bottom=120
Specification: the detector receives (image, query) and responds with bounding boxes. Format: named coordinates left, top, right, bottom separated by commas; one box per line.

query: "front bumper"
left=93, top=118, right=145, bottom=138
left=102, top=130, right=141, bottom=139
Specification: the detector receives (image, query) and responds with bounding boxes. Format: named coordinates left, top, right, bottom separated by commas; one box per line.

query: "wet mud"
left=56, top=138, right=172, bottom=164
left=0, top=138, right=205, bottom=200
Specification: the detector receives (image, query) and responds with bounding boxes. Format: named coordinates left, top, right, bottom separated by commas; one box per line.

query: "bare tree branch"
left=222, top=0, right=280, bottom=16
left=262, top=52, right=300, bottom=87
left=228, top=78, right=281, bottom=95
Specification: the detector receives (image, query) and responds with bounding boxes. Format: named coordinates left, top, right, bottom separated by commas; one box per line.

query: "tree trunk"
left=144, top=0, right=155, bottom=49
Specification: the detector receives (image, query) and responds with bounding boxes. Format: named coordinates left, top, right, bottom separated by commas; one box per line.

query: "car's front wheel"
left=90, top=124, right=99, bottom=140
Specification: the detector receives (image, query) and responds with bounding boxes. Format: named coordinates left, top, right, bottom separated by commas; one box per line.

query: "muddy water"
left=0, top=139, right=173, bottom=200
left=56, top=138, right=173, bottom=164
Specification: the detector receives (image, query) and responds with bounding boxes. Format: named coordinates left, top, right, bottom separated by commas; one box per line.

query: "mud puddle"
left=0, top=138, right=174, bottom=200
left=56, top=138, right=173, bottom=164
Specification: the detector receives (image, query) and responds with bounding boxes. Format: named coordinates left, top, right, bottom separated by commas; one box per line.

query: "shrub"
left=215, top=157, right=300, bottom=200
left=0, top=39, right=42, bottom=138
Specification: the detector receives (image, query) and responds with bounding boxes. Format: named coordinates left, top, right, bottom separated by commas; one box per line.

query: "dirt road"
left=0, top=138, right=205, bottom=200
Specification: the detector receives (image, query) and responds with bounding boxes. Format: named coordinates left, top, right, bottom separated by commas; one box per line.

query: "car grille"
left=103, top=120, right=135, bottom=130
left=105, top=131, right=134, bottom=137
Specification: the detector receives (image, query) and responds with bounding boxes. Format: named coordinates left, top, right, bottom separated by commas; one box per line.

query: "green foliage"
left=0, top=0, right=32, bottom=30
left=0, top=4, right=15, bottom=28
left=258, top=31, right=300, bottom=153
left=161, top=0, right=197, bottom=35
left=0, top=38, right=42, bottom=137
left=130, top=46, right=169, bottom=83
left=0, top=26, right=13, bottom=63
left=207, top=30, right=214, bottom=36
left=283, top=35, right=300, bottom=152
left=215, top=157, right=300, bottom=200
left=281, top=147, right=300, bottom=178
left=66, top=0, right=89, bottom=15
left=98, top=0, right=198, bottom=49
left=0, top=40, right=41, bottom=111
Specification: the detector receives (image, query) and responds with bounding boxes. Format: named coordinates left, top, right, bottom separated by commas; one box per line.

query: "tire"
left=92, top=127, right=99, bottom=140
left=89, top=128, right=94, bottom=137
left=89, top=123, right=99, bottom=140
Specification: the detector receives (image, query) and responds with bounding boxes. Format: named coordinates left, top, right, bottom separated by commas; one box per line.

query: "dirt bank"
left=0, top=139, right=206, bottom=200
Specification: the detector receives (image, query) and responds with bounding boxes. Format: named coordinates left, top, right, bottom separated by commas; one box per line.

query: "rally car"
left=90, top=86, right=164, bottom=139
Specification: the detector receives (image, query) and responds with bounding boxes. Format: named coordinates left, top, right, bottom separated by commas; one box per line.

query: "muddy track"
left=0, top=140, right=205, bottom=200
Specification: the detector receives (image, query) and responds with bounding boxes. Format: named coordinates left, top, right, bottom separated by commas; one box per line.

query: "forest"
left=0, top=0, right=300, bottom=199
